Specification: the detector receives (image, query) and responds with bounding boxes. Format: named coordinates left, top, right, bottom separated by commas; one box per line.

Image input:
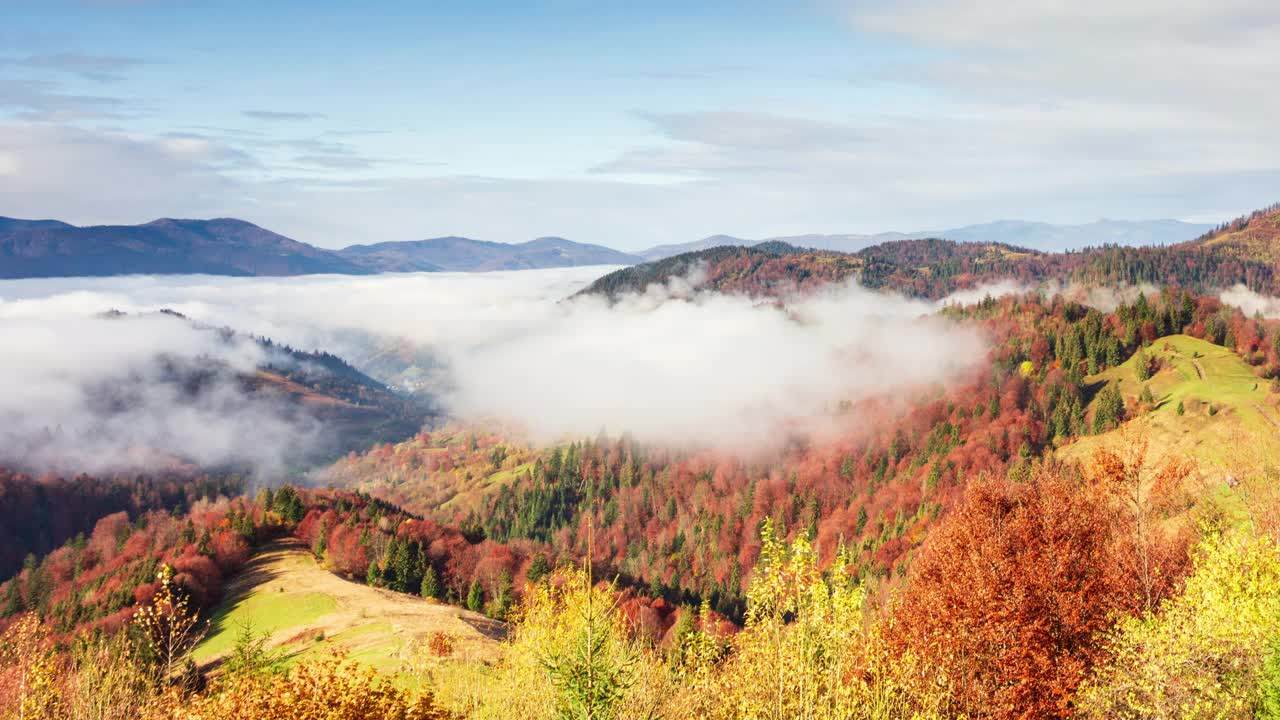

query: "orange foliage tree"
left=1088, top=429, right=1194, bottom=613
left=889, top=463, right=1147, bottom=718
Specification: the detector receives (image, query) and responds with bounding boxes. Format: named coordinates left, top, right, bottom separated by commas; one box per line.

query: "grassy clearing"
left=1059, top=334, right=1280, bottom=493
left=193, top=590, right=336, bottom=662
left=191, top=540, right=503, bottom=681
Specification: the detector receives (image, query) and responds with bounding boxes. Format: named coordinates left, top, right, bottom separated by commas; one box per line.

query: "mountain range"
left=634, top=219, right=1214, bottom=261
left=0, top=215, right=1213, bottom=278
left=338, top=235, right=641, bottom=272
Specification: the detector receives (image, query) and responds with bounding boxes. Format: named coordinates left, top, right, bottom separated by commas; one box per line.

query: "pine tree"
left=541, top=578, right=636, bottom=720
left=490, top=571, right=514, bottom=620
left=420, top=565, right=440, bottom=600
left=1093, top=385, right=1125, bottom=434
left=312, top=519, right=327, bottom=558
left=466, top=580, right=484, bottom=612
left=1135, top=350, right=1153, bottom=381
left=527, top=553, right=551, bottom=584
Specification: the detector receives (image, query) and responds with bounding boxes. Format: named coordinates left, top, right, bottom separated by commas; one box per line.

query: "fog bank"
left=1, top=268, right=987, bottom=454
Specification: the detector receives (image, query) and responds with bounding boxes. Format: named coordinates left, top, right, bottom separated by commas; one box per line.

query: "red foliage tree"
left=890, top=464, right=1147, bottom=718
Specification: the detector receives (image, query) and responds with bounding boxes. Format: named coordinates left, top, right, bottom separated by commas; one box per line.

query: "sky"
left=1, top=0, right=1279, bottom=250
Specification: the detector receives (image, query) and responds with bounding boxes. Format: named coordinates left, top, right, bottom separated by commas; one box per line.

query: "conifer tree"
left=420, top=565, right=440, bottom=600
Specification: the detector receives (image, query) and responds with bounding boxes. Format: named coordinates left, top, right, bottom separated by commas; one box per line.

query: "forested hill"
left=1190, top=202, right=1280, bottom=265
left=575, top=243, right=864, bottom=300
left=578, top=203, right=1280, bottom=301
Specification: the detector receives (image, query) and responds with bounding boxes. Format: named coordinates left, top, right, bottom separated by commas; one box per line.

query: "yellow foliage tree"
left=66, top=632, right=156, bottom=720
left=672, top=520, right=948, bottom=720
left=0, top=614, right=65, bottom=720
left=1078, top=529, right=1280, bottom=718
left=133, top=564, right=204, bottom=683
left=145, top=651, right=450, bottom=720
left=450, top=568, right=662, bottom=720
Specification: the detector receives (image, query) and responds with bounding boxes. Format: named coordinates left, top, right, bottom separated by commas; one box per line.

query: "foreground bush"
left=145, top=652, right=452, bottom=720
left=1078, top=529, right=1280, bottom=719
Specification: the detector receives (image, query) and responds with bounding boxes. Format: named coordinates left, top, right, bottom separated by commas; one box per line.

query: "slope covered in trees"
left=0, top=483, right=544, bottom=641
left=6, top=280, right=1280, bottom=717
left=6, top=444, right=1277, bottom=718
left=1194, top=202, right=1280, bottom=265
left=328, top=286, right=1280, bottom=623
left=578, top=202, right=1280, bottom=301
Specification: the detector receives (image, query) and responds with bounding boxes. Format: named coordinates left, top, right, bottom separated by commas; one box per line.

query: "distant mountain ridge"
left=0, top=217, right=370, bottom=278
left=337, top=235, right=641, bottom=272
left=635, top=219, right=1213, bottom=260
left=0, top=216, right=642, bottom=278
left=0, top=214, right=1215, bottom=278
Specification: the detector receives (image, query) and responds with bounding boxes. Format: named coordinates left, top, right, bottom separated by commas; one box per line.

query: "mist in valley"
left=0, top=267, right=990, bottom=470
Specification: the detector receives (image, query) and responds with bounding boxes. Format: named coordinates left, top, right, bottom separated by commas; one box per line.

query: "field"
left=1060, top=334, right=1280, bottom=476
left=191, top=540, right=503, bottom=680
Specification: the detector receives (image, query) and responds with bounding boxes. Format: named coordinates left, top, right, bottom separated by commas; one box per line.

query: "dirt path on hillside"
left=1253, top=403, right=1280, bottom=431
left=1190, top=358, right=1206, bottom=380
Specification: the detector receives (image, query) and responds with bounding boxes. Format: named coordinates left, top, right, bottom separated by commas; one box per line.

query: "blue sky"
left=2, top=0, right=1279, bottom=249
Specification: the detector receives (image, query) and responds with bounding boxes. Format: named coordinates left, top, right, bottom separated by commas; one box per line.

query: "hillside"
left=0, top=217, right=371, bottom=278
left=588, top=213, right=1280, bottom=302
left=192, top=540, right=502, bottom=677
left=7, top=285, right=1280, bottom=718
left=634, top=234, right=751, bottom=261
left=576, top=243, right=863, bottom=300
left=338, top=235, right=642, bottom=272
left=1060, top=334, right=1280, bottom=470
left=578, top=238, right=1038, bottom=301
left=0, top=310, right=430, bottom=477
left=1193, top=203, right=1280, bottom=265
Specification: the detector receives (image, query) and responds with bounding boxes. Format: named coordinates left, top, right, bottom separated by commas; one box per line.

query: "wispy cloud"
left=0, top=78, right=134, bottom=121
left=19, top=52, right=153, bottom=83
left=243, top=110, right=327, bottom=122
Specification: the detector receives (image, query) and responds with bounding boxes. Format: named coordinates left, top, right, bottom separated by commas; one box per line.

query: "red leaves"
left=891, top=466, right=1148, bottom=719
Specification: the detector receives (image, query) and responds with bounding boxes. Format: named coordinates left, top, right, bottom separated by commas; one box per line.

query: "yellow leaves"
left=0, top=614, right=65, bottom=720
left=444, top=568, right=651, bottom=720
left=675, top=522, right=922, bottom=720
left=135, top=563, right=204, bottom=682
left=1078, top=530, right=1280, bottom=718
left=145, top=651, right=451, bottom=720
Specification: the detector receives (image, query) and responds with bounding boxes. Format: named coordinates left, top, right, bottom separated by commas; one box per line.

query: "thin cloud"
left=243, top=110, right=327, bottom=122
left=19, top=53, right=154, bottom=83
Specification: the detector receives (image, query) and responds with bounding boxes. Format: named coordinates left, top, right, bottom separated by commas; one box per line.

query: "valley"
left=5, top=204, right=1280, bottom=719
left=7, top=5, right=1280, bottom=716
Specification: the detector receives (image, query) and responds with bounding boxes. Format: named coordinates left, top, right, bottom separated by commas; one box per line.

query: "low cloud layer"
left=1221, top=284, right=1280, bottom=318
left=0, top=268, right=986, bottom=455
left=0, top=309, right=324, bottom=476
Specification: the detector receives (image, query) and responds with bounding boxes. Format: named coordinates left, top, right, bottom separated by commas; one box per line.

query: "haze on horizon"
left=2, top=0, right=1279, bottom=249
